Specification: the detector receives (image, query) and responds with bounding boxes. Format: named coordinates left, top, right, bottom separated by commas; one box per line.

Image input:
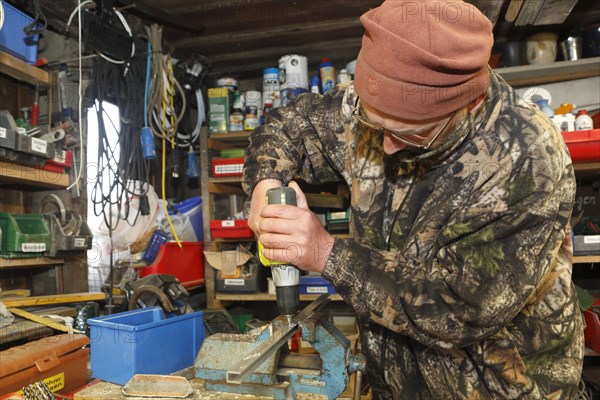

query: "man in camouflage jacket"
left=243, top=1, right=584, bottom=398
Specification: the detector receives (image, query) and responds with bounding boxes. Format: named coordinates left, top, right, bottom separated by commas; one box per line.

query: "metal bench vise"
left=195, top=295, right=365, bottom=399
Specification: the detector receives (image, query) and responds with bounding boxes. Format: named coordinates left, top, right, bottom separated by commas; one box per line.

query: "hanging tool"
left=186, top=146, right=199, bottom=179
left=257, top=187, right=300, bottom=324
left=31, top=87, right=39, bottom=126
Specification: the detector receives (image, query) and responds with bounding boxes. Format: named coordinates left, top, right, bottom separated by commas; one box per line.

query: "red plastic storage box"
left=211, top=157, right=244, bottom=177
left=584, top=299, right=600, bottom=353
left=562, top=129, right=600, bottom=163
left=139, top=241, right=204, bottom=288
left=210, top=219, right=253, bottom=239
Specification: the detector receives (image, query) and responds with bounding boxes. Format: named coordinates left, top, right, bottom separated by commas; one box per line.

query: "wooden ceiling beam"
left=208, top=37, right=361, bottom=64
left=174, top=17, right=362, bottom=49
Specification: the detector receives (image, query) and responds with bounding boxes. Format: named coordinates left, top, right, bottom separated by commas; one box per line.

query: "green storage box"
left=220, top=148, right=246, bottom=159
left=0, top=212, right=50, bottom=258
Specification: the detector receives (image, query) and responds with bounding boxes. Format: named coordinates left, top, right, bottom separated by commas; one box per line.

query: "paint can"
left=216, top=77, right=238, bottom=92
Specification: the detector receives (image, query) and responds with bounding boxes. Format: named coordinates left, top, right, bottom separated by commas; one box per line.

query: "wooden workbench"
left=73, top=379, right=273, bottom=400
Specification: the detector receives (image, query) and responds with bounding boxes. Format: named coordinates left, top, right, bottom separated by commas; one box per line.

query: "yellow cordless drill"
left=257, top=187, right=300, bottom=323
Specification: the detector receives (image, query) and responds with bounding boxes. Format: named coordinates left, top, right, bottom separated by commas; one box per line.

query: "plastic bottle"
left=229, top=91, right=244, bottom=131
left=319, top=58, right=336, bottom=94
left=310, top=76, right=320, bottom=94
left=536, top=99, right=554, bottom=118
left=337, top=69, right=351, bottom=84
left=575, top=110, right=594, bottom=130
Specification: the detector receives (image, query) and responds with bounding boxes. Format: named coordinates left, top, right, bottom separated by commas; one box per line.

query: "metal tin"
left=243, top=106, right=259, bottom=131
left=217, top=77, right=238, bottom=92
left=263, top=67, right=280, bottom=108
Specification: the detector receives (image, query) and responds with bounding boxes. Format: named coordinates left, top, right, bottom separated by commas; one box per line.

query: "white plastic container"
left=575, top=110, right=594, bottom=131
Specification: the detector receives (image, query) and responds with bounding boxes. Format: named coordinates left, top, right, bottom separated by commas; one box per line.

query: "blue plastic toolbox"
left=299, top=275, right=336, bottom=295
left=88, top=307, right=205, bottom=385
left=0, top=3, right=40, bottom=64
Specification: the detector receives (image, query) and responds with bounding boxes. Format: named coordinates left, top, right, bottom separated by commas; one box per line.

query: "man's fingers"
left=260, top=204, right=305, bottom=220
left=258, top=216, right=297, bottom=235
left=288, top=181, right=309, bottom=210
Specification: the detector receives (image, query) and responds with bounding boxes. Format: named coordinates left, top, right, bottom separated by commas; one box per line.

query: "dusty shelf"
left=0, top=257, right=65, bottom=269
left=215, top=293, right=343, bottom=302
left=0, top=161, right=70, bottom=189
left=496, top=57, right=600, bottom=88
left=0, top=51, right=50, bottom=86
left=573, top=255, right=600, bottom=264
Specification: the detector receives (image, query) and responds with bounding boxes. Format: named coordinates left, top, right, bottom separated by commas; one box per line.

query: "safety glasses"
left=352, top=98, right=457, bottom=149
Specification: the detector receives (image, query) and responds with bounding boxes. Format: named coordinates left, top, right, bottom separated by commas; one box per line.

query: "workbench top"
left=73, top=379, right=273, bottom=400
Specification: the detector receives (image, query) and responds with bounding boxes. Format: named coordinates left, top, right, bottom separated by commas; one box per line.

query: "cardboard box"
left=0, top=334, right=89, bottom=396
left=208, top=88, right=230, bottom=133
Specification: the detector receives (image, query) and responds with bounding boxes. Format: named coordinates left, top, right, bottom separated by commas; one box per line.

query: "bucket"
left=169, top=196, right=203, bottom=241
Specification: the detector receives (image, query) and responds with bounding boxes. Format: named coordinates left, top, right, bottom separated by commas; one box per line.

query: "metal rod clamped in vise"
left=226, top=294, right=331, bottom=384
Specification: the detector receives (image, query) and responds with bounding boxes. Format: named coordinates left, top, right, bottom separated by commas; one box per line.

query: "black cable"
left=89, top=43, right=151, bottom=232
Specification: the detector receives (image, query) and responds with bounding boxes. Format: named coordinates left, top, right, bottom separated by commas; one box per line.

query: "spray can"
left=263, top=67, right=280, bottom=108
left=310, top=76, right=320, bottom=94
left=319, top=58, right=336, bottom=94
left=279, top=54, right=309, bottom=107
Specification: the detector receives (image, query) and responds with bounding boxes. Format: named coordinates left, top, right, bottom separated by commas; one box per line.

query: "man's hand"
left=257, top=181, right=335, bottom=273
left=248, top=178, right=282, bottom=236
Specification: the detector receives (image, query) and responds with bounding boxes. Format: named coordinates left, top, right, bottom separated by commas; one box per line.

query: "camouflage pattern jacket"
left=243, top=71, right=584, bottom=399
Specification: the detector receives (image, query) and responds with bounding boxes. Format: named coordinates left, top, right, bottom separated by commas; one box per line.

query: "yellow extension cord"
left=160, top=56, right=182, bottom=248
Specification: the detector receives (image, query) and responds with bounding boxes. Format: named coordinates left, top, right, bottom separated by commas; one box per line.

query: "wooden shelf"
left=215, top=292, right=343, bottom=302
left=585, top=347, right=600, bottom=357
left=0, top=257, right=65, bottom=269
left=573, top=161, right=600, bottom=173
left=210, top=131, right=252, bottom=142
left=0, top=51, right=50, bottom=86
left=209, top=176, right=243, bottom=184
left=0, top=161, right=70, bottom=189
left=495, top=57, right=600, bottom=88
left=573, top=255, right=600, bottom=264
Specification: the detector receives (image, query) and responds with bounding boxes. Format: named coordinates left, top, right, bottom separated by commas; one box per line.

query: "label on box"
left=224, top=278, right=245, bottom=286
left=22, top=242, right=46, bottom=252
left=54, top=148, right=66, bottom=164
left=17, top=372, right=64, bottom=394
left=31, top=137, right=47, bottom=154
left=221, top=220, right=235, bottom=227
left=584, top=235, right=600, bottom=244
left=307, top=286, right=329, bottom=294
left=74, top=238, right=86, bottom=247
left=210, top=104, right=226, bottom=113
left=214, top=164, right=243, bottom=175
left=0, top=127, right=6, bottom=138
